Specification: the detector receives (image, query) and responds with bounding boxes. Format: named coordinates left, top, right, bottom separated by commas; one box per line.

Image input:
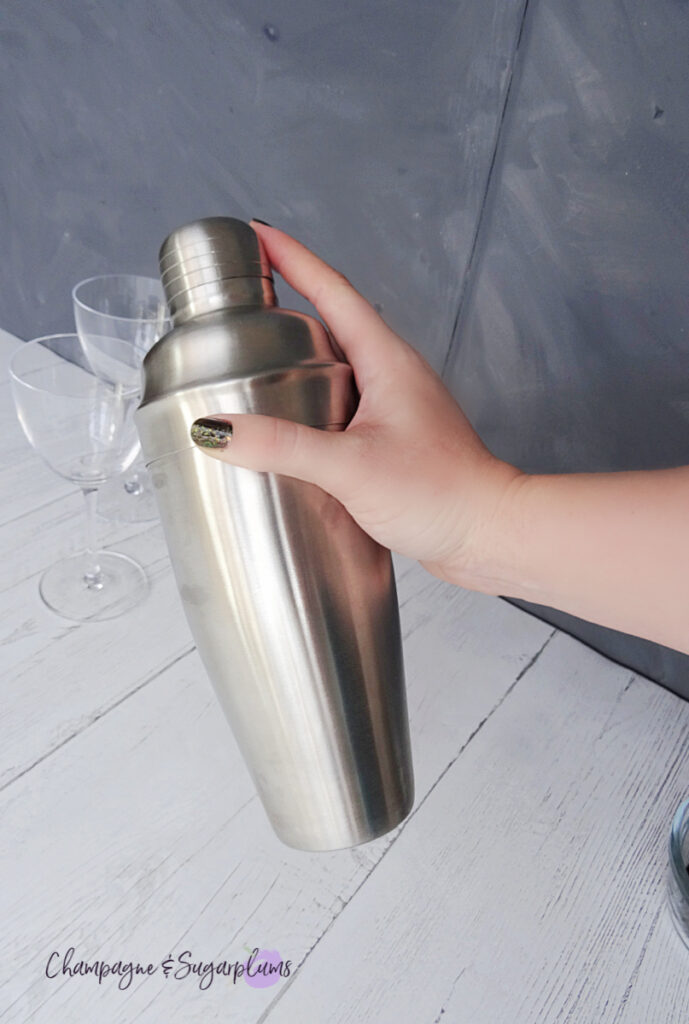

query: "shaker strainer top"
left=159, top=217, right=273, bottom=324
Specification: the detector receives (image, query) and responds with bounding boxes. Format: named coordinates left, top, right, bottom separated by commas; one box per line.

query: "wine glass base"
left=39, top=551, right=150, bottom=622
left=97, top=472, right=160, bottom=524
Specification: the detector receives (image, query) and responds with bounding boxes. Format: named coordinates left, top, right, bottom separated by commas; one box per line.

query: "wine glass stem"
left=82, top=487, right=104, bottom=589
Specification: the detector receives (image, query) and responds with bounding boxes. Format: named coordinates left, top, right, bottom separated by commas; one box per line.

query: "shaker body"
left=136, top=218, right=414, bottom=850
left=147, top=433, right=413, bottom=850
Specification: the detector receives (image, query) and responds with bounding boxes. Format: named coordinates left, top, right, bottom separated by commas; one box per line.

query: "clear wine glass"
left=9, top=333, right=149, bottom=622
left=72, top=274, right=170, bottom=523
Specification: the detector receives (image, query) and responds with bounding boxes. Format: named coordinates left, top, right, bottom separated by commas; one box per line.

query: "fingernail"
left=190, top=417, right=233, bottom=449
left=251, top=217, right=272, bottom=227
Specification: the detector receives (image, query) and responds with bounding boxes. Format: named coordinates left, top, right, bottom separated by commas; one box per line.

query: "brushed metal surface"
left=148, top=447, right=413, bottom=850
left=159, top=216, right=274, bottom=324
left=136, top=218, right=414, bottom=849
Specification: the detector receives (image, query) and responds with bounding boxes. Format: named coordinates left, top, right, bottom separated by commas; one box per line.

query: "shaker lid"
left=159, top=217, right=274, bottom=324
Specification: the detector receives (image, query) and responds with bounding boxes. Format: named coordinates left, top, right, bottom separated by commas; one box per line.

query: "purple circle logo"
left=242, top=947, right=286, bottom=989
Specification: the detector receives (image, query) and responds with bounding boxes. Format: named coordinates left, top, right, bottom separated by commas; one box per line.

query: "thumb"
left=189, top=413, right=355, bottom=499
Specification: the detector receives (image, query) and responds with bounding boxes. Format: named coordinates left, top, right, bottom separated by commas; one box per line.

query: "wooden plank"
left=0, top=560, right=551, bottom=1021
left=0, top=522, right=187, bottom=789
left=261, top=633, right=689, bottom=1023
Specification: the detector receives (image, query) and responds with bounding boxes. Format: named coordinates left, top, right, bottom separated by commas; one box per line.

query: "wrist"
left=441, top=461, right=534, bottom=596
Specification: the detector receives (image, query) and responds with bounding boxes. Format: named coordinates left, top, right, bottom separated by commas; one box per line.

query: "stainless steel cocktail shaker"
left=135, top=217, right=414, bottom=850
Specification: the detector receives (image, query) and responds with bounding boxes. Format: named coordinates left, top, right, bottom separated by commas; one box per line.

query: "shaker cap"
left=159, top=217, right=274, bottom=324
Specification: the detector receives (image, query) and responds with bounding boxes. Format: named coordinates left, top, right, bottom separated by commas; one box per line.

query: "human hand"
left=190, top=220, right=524, bottom=591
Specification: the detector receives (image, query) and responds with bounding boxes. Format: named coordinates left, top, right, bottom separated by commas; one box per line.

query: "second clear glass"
left=73, top=274, right=170, bottom=524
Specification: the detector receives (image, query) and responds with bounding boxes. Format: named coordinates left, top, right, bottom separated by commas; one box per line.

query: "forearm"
left=471, top=466, right=689, bottom=655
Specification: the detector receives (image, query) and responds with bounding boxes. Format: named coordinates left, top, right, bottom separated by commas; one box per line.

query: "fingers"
left=249, top=220, right=412, bottom=389
left=190, top=412, right=361, bottom=502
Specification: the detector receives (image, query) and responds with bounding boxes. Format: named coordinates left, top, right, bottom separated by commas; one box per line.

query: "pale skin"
left=190, top=220, right=689, bottom=657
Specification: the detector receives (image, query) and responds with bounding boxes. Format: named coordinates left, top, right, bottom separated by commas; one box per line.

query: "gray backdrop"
left=2, top=1, right=687, bottom=695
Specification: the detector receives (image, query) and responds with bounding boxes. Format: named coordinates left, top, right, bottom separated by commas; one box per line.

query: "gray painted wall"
left=445, top=0, right=689, bottom=691
left=2, top=1, right=687, bottom=695
left=0, top=0, right=525, bottom=368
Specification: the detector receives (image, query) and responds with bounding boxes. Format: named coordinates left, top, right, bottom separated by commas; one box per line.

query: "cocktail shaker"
left=135, top=217, right=414, bottom=850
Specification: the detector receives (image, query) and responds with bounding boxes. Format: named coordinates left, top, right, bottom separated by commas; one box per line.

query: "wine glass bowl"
left=12, top=334, right=141, bottom=482
left=73, top=273, right=169, bottom=357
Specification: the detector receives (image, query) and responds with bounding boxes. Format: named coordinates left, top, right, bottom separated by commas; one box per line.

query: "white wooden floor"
left=2, top=325, right=689, bottom=1023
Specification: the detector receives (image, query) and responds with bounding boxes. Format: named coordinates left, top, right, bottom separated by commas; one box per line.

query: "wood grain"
left=2, top=325, right=687, bottom=1023
left=0, top=567, right=550, bottom=1022
left=262, top=635, right=689, bottom=1024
